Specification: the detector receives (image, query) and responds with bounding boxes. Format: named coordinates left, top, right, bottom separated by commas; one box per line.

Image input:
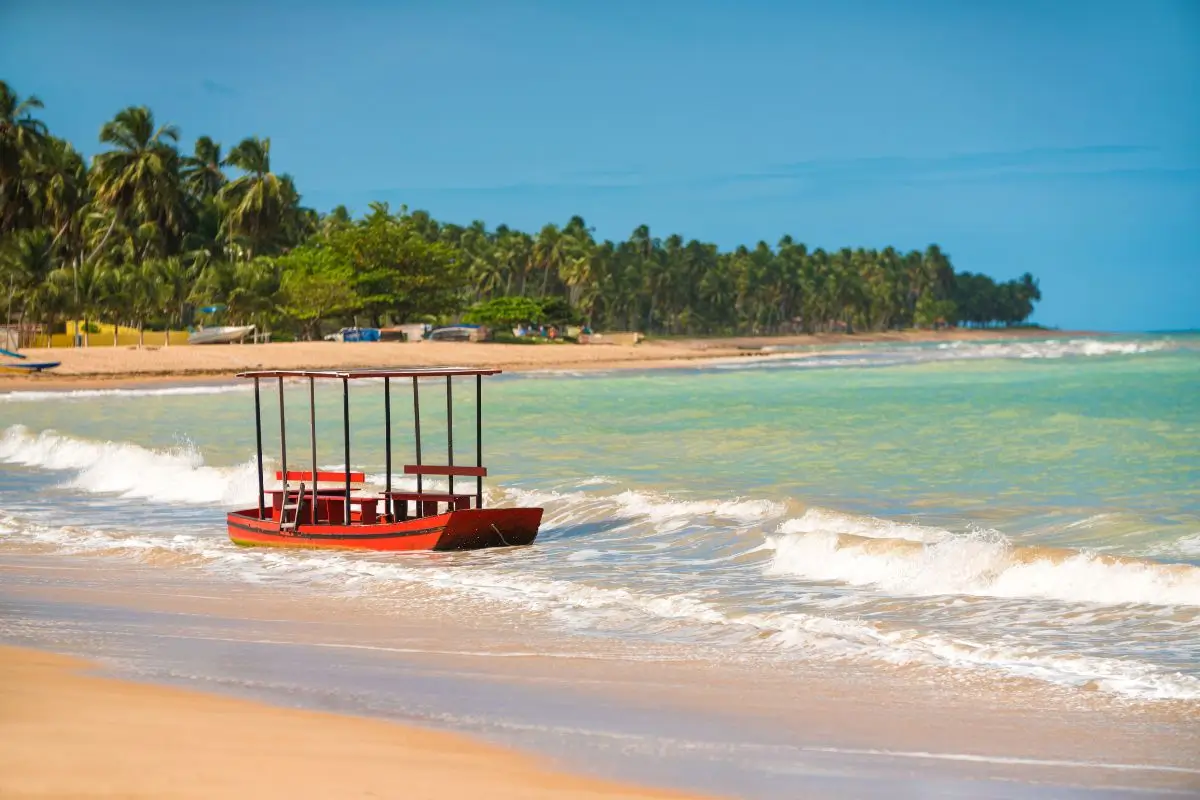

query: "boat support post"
left=342, top=376, right=351, bottom=525
left=475, top=374, right=483, bottom=509
left=278, top=376, right=288, bottom=516
left=412, top=377, right=422, bottom=497
left=384, top=377, right=392, bottom=519
left=309, top=377, right=318, bottom=525
left=446, top=375, right=454, bottom=496
left=254, top=377, right=265, bottom=519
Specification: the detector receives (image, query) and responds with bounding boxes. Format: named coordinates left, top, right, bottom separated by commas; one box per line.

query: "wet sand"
left=0, top=328, right=1071, bottom=391
left=0, top=644, right=707, bottom=800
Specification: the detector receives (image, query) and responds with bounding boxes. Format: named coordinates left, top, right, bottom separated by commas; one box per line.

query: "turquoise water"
left=2, top=334, right=1199, bottom=701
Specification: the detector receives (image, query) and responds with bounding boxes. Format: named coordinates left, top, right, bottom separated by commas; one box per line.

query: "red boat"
left=226, top=367, right=542, bottom=551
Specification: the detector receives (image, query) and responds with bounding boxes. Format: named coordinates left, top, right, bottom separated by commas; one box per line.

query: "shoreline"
left=0, top=327, right=1085, bottom=392
left=0, top=644, right=709, bottom=800
left=3, top=554, right=1197, bottom=798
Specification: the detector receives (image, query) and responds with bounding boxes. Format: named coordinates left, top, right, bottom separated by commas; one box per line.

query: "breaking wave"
left=932, top=338, right=1173, bottom=359
left=0, top=425, right=257, bottom=506
left=767, top=509, right=1200, bottom=608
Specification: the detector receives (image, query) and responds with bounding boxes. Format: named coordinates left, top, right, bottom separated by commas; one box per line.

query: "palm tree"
left=220, top=136, right=287, bottom=259
left=89, top=106, right=184, bottom=259
left=227, top=257, right=281, bottom=335
left=125, top=259, right=165, bottom=347
left=496, top=229, right=534, bottom=296
left=30, top=137, right=88, bottom=242
left=157, top=255, right=199, bottom=346
left=181, top=136, right=226, bottom=201
left=50, top=252, right=109, bottom=347
left=558, top=216, right=596, bottom=308
left=276, top=174, right=315, bottom=248
left=533, top=223, right=567, bottom=298
left=320, top=205, right=353, bottom=236
left=1, top=228, right=56, bottom=342
left=0, top=81, right=48, bottom=234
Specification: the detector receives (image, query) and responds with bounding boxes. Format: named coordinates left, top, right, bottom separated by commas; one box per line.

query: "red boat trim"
left=227, top=518, right=443, bottom=540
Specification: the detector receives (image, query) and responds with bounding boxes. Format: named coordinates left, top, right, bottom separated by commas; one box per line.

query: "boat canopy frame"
left=236, top=367, right=502, bottom=525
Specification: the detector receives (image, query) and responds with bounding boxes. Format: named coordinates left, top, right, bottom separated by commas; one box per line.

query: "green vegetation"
left=1, top=80, right=1041, bottom=343
left=464, top=296, right=546, bottom=328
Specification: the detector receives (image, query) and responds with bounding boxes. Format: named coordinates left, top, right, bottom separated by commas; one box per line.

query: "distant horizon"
left=3, top=0, right=1197, bottom=331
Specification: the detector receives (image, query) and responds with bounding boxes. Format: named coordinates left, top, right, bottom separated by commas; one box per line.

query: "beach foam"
left=0, top=384, right=249, bottom=403
left=767, top=509, right=1200, bottom=607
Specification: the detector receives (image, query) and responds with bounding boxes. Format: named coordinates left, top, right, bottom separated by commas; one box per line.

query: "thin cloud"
left=201, top=79, right=237, bottom=97
left=699, top=146, right=1161, bottom=189
left=312, top=146, right=1180, bottom=199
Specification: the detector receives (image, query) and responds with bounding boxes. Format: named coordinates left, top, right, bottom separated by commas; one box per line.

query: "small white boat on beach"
left=187, top=325, right=255, bottom=345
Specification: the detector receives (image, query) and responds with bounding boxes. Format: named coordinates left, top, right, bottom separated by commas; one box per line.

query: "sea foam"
left=0, top=384, right=249, bottom=403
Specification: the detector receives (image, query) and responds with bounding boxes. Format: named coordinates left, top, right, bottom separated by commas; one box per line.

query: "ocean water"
left=2, top=333, right=1199, bottom=707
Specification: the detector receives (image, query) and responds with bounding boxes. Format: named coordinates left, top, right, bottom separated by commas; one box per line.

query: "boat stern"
left=433, top=507, right=543, bottom=551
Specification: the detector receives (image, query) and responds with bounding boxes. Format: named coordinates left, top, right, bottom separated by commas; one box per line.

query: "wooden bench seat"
left=267, top=482, right=367, bottom=495
left=403, top=464, right=487, bottom=477
left=275, top=470, right=365, bottom=483
left=385, top=491, right=475, bottom=502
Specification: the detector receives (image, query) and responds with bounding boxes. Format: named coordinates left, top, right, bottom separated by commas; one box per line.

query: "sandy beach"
left=0, top=645, right=707, bottom=800
left=0, top=328, right=1072, bottom=390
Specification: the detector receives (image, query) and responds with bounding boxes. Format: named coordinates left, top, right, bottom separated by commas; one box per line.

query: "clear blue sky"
left=3, top=0, right=1197, bottom=331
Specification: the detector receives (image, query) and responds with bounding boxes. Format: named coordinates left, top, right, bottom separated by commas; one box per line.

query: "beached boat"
left=0, top=360, right=60, bottom=373
left=0, top=347, right=59, bottom=372
left=226, top=367, right=543, bottom=551
left=188, top=325, right=255, bottom=345
left=428, top=324, right=488, bottom=342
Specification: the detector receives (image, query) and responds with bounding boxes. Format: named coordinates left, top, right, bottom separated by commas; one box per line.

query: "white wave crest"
left=722, top=337, right=1183, bottom=373
left=932, top=338, right=1172, bottom=360
left=767, top=510, right=1200, bottom=607
left=487, top=486, right=784, bottom=532
left=0, top=425, right=257, bottom=506
left=612, top=490, right=784, bottom=524
left=753, top=610, right=1200, bottom=700
left=1169, top=534, right=1200, bottom=558
left=0, top=384, right=249, bottom=403
left=778, top=508, right=949, bottom=543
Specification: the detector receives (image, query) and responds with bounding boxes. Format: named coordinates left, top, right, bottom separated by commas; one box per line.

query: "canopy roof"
left=236, top=366, right=502, bottom=380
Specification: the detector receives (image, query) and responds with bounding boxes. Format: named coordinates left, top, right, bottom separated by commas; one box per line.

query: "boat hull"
left=188, top=325, right=255, bottom=345
left=1, top=361, right=59, bottom=372
left=226, top=507, right=542, bottom=552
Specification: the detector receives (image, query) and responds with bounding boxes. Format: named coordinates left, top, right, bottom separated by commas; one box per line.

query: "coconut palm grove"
left=1, top=81, right=1041, bottom=342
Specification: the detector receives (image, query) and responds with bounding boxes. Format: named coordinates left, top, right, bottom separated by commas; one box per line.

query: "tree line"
left=1, top=80, right=1041, bottom=345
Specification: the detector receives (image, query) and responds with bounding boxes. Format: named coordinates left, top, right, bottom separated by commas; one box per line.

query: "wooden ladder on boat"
left=279, top=481, right=305, bottom=533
